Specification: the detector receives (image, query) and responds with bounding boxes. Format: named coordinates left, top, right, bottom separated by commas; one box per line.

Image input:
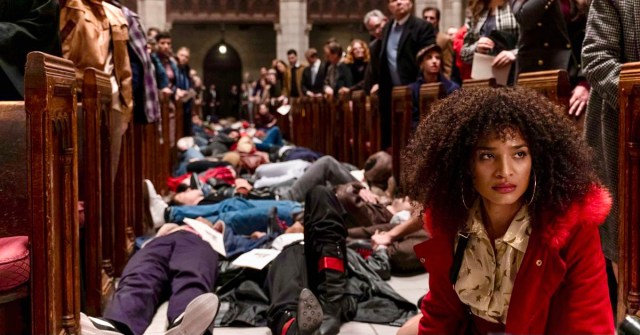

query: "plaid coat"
left=460, top=3, right=520, bottom=64
left=582, top=0, right=640, bottom=261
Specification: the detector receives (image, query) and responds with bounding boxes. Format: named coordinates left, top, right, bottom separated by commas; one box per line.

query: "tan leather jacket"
left=60, top=0, right=133, bottom=121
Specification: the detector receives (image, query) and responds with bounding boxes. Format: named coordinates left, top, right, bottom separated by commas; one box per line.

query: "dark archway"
left=203, top=41, right=242, bottom=118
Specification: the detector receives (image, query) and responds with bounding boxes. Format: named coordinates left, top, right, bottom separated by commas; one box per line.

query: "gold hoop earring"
left=461, top=184, right=470, bottom=210
left=527, top=171, right=537, bottom=206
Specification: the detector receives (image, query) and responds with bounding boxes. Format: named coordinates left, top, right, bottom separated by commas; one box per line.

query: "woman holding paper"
left=460, top=0, right=519, bottom=75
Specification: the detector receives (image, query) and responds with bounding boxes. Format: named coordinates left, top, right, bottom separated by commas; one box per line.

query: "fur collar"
left=423, top=185, right=612, bottom=249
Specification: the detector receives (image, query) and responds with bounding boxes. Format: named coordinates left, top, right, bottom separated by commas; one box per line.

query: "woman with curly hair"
left=401, top=87, right=614, bottom=334
left=339, top=39, right=370, bottom=94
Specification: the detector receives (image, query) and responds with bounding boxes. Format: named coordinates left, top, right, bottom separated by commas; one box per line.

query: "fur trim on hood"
left=423, top=185, right=612, bottom=250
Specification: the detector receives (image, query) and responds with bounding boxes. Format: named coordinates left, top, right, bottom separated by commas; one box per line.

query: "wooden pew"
left=462, top=78, right=497, bottom=89
left=419, top=82, right=445, bottom=120
left=79, top=68, right=115, bottom=316
left=618, top=62, right=640, bottom=321
left=351, top=90, right=368, bottom=168
left=516, top=70, right=584, bottom=129
left=391, top=86, right=412, bottom=192
left=0, top=52, right=80, bottom=334
left=336, top=93, right=352, bottom=163
left=367, top=92, right=382, bottom=158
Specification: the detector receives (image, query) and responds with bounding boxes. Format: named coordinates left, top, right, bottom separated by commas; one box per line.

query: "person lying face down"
left=398, top=86, right=614, bottom=334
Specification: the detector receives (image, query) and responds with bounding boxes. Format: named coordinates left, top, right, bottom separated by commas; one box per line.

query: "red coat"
left=414, top=186, right=615, bottom=334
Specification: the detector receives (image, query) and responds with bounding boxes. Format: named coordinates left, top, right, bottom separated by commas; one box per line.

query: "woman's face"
left=471, top=128, right=532, bottom=209
left=276, top=61, right=287, bottom=72
left=352, top=42, right=365, bottom=59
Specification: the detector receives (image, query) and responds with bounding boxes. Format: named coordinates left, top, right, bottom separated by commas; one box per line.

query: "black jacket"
left=512, top=0, right=587, bottom=85
left=301, top=60, right=327, bottom=95
left=0, top=0, right=62, bottom=100
left=379, top=15, right=435, bottom=88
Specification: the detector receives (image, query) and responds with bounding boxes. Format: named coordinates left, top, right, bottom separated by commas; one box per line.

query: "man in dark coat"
left=301, top=48, right=327, bottom=97
left=363, top=9, right=388, bottom=95
left=379, top=0, right=435, bottom=150
left=0, top=0, right=62, bottom=100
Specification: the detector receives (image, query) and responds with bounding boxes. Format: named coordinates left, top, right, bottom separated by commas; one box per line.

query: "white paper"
left=276, top=104, right=291, bottom=116
left=470, top=52, right=512, bottom=86
left=183, top=218, right=226, bottom=257
left=271, top=233, right=304, bottom=251
left=231, top=248, right=281, bottom=270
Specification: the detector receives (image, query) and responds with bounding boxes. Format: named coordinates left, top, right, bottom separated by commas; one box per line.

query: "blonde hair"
left=342, top=39, right=371, bottom=64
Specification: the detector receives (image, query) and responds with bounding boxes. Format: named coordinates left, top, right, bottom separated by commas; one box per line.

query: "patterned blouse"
left=454, top=200, right=532, bottom=324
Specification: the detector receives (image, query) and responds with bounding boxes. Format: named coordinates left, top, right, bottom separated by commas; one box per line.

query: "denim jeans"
left=175, top=147, right=205, bottom=176
left=255, top=126, right=284, bottom=151
left=168, top=197, right=303, bottom=235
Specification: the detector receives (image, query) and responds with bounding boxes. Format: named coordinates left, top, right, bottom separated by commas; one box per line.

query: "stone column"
left=442, top=0, right=464, bottom=30
left=137, top=0, right=168, bottom=31
left=277, top=0, right=309, bottom=61
left=414, top=0, right=438, bottom=20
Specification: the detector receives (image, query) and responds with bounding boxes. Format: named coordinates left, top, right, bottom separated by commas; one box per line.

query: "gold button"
left=566, top=43, right=571, bottom=48
left=538, top=60, right=544, bottom=66
left=420, top=257, right=425, bottom=263
left=544, top=42, right=549, bottom=47
left=537, top=22, right=542, bottom=27
left=536, top=260, right=543, bottom=266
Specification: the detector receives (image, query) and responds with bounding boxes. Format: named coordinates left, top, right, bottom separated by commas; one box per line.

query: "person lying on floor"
left=264, top=186, right=417, bottom=335
left=80, top=218, right=221, bottom=335
left=146, top=179, right=303, bottom=236
left=275, top=151, right=394, bottom=203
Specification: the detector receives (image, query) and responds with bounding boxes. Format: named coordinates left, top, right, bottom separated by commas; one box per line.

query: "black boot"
left=315, top=244, right=355, bottom=335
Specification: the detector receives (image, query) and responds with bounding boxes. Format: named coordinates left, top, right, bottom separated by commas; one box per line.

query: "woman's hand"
left=476, top=37, right=495, bottom=54
left=569, top=84, right=590, bottom=116
left=492, top=50, right=516, bottom=68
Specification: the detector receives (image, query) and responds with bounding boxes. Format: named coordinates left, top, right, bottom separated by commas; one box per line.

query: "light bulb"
left=219, top=45, right=227, bottom=54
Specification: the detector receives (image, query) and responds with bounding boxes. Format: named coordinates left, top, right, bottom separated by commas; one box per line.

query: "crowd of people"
left=1, top=0, right=637, bottom=334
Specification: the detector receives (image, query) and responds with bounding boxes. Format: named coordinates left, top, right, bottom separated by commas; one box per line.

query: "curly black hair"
left=402, top=86, right=599, bottom=232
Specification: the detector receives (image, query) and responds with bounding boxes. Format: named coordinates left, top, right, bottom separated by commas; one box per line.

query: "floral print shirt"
left=454, top=200, right=532, bottom=324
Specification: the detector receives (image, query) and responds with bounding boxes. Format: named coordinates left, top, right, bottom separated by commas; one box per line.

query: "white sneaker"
left=144, top=179, right=167, bottom=228
left=165, top=293, right=220, bottom=335
left=79, top=313, right=123, bottom=335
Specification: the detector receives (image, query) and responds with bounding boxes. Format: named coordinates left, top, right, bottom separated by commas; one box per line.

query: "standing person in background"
left=582, top=0, right=640, bottom=316
left=363, top=9, right=388, bottom=95
left=122, top=5, right=161, bottom=125
left=422, top=7, right=454, bottom=79
left=379, top=0, right=434, bottom=150
left=511, top=0, right=590, bottom=117
left=60, top=0, right=134, bottom=177
left=204, top=84, right=218, bottom=122
left=460, top=0, right=519, bottom=84
left=340, top=39, right=370, bottom=94
left=176, top=46, right=193, bottom=135
left=286, top=49, right=306, bottom=99
left=323, top=41, right=353, bottom=98
left=0, top=0, right=62, bottom=100
left=301, top=48, right=327, bottom=97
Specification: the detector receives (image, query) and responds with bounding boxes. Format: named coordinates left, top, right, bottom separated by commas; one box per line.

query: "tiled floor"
left=143, top=273, right=429, bottom=335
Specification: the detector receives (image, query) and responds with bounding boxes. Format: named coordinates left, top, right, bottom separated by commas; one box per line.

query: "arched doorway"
left=203, top=41, right=242, bottom=118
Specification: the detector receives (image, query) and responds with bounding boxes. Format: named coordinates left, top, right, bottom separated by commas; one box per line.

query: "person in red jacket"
left=399, top=86, right=614, bottom=334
